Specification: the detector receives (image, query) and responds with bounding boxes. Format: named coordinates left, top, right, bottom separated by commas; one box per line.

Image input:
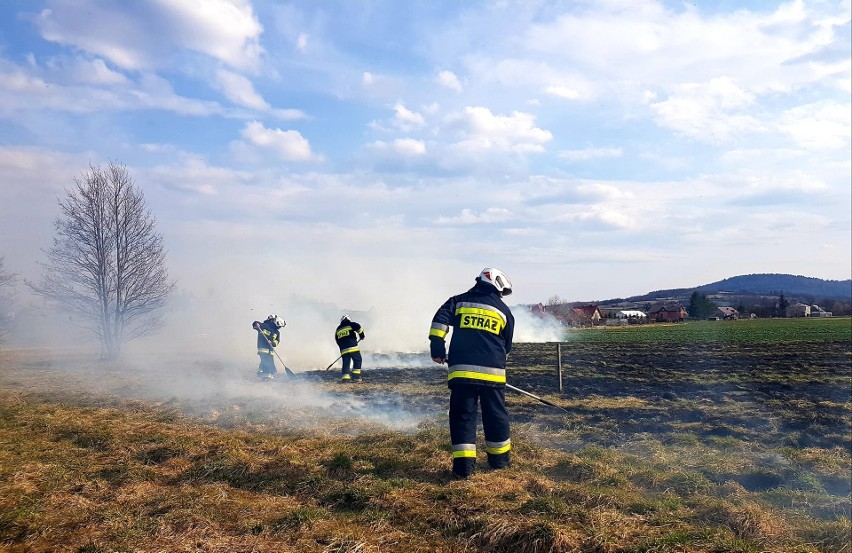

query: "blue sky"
left=0, top=0, right=850, bottom=353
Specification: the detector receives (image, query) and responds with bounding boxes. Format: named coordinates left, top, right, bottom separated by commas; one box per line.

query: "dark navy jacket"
left=429, top=281, right=514, bottom=388
left=335, top=320, right=365, bottom=354
left=253, top=319, right=280, bottom=354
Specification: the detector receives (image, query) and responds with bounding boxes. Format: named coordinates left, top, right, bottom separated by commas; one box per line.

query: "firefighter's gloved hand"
left=430, top=342, right=446, bottom=363
left=253, top=322, right=260, bottom=330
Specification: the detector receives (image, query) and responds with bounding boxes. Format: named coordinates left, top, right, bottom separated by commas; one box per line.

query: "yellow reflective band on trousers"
left=257, top=348, right=272, bottom=355
left=429, top=322, right=449, bottom=339
left=485, top=439, right=511, bottom=455
left=341, top=346, right=360, bottom=355
left=447, top=364, right=506, bottom=384
left=452, top=443, right=477, bottom=458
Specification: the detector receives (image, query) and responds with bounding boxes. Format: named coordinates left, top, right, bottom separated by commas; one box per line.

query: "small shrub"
left=518, top=495, right=568, bottom=516
left=270, top=507, right=324, bottom=532
left=321, top=485, right=371, bottom=512
left=136, top=444, right=182, bottom=465
left=473, top=520, right=580, bottom=553
left=663, top=471, right=714, bottom=497
left=324, top=453, right=354, bottom=477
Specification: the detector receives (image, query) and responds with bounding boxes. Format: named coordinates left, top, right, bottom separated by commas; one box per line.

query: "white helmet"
left=340, top=314, right=350, bottom=323
left=267, top=314, right=286, bottom=328
left=477, top=267, right=513, bottom=296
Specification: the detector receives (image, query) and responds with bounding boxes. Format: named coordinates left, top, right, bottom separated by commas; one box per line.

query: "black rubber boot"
left=452, top=458, right=476, bottom=479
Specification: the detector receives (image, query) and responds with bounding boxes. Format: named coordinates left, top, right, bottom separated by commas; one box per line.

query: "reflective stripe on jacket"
left=254, top=319, right=280, bottom=354
left=429, top=281, right=514, bottom=388
left=335, top=320, right=365, bottom=354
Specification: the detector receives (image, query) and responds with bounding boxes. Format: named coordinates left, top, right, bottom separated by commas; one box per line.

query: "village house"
left=809, top=305, right=833, bottom=317
left=715, top=306, right=739, bottom=320
left=569, top=305, right=603, bottom=326
left=648, top=302, right=687, bottom=322
left=786, top=303, right=811, bottom=318
left=615, top=309, right=647, bottom=320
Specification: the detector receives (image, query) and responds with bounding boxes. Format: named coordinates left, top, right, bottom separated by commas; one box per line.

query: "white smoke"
left=511, top=306, right=565, bottom=342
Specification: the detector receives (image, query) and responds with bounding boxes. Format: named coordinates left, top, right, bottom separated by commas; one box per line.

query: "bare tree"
left=544, top=295, right=572, bottom=324
left=0, top=257, right=15, bottom=343
left=28, top=162, right=174, bottom=358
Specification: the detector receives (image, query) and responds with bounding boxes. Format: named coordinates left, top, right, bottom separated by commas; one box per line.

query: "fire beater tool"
left=256, top=329, right=296, bottom=377
left=324, top=354, right=343, bottom=371
left=505, top=383, right=570, bottom=414
left=440, top=359, right=568, bottom=413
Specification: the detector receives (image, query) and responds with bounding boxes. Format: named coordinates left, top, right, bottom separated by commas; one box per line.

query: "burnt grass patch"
left=507, top=340, right=850, bottom=450
left=0, top=334, right=850, bottom=552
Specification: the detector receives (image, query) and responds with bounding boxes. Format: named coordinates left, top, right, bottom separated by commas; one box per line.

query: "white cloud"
left=368, top=138, right=427, bottom=156
left=34, top=0, right=263, bottom=71
left=393, top=102, right=425, bottom=130
left=59, top=57, right=128, bottom=85
left=559, top=147, right=623, bottom=161
left=145, top=156, right=256, bottom=196
left=238, top=121, right=321, bottom=162
left=297, top=33, right=308, bottom=52
left=211, top=69, right=307, bottom=121
left=523, top=1, right=848, bottom=94
left=435, top=208, right=513, bottom=225
left=367, top=102, right=428, bottom=134
left=0, top=59, right=223, bottom=116
left=138, top=143, right=177, bottom=153
left=545, top=85, right=580, bottom=99
left=447, top=106, right=552, bottom=153
left=0, top=66, right=48, bottom=92
left=437, top=70, right=462, bottom=92
left=270, top=108, right=307, bottom=120
left=215, top=69, right=268, bottom=110
left=569, top=208, right=639, bottom=230
left=362, top=72, right=374, bottom=86
left=750, top=170, right=829, bottom=193
left=649, top=77, right=765, bottom=141
left=777, top=100, right=851, bottom=149
left=463, top=56, right=595, bottom=100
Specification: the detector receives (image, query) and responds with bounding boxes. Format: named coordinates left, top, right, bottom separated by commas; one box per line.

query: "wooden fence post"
left=557, top=342, right=563, bottom=392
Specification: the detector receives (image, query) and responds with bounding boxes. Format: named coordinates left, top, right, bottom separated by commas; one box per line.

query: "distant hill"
left=621, top=274, right=851, bottom=303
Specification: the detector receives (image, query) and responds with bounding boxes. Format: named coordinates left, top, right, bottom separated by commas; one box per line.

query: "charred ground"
left=0, top=319, right=850, bottom=552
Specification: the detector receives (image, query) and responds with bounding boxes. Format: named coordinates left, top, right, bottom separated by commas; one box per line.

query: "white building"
left=615, top=310, right=647, bottom=320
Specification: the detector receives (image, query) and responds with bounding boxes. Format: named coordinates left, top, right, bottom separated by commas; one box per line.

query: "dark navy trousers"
left=449, top=384, right=511, bottom=477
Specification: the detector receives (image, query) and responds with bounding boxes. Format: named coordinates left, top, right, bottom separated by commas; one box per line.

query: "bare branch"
left=28, top=162, right=174, bottom=359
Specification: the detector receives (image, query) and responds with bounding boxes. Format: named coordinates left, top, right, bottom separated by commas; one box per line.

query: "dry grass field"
left=0, top=318, right=849, bottom=552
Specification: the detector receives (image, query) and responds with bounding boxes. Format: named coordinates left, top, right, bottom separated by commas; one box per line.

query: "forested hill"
left=627, top=274, right=851, bottom=302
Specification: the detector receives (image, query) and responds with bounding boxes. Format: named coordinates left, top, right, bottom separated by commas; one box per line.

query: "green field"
left=565, top=317, right=852, bottom=344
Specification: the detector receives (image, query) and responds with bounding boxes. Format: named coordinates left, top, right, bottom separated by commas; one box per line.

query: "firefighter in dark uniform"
left=335, top=314, right=365, bottom=383
left=252, top=314, right=285, bottom=379
left=429, top=268, right=515, bottom=479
